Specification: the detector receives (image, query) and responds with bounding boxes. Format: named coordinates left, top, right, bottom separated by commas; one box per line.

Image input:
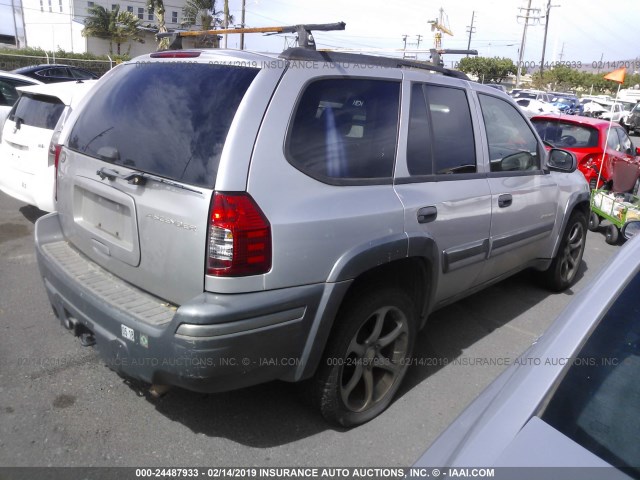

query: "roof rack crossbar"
left=157, top=22, right=346, bottom=51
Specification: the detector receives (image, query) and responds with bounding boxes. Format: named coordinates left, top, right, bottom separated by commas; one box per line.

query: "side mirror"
left=622, top=221, right=640, bottom=240
left=547, top=148, right=577, bottom=172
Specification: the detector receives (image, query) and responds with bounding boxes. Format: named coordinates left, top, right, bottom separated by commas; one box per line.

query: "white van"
left=0, top=80, right=97, bottom=212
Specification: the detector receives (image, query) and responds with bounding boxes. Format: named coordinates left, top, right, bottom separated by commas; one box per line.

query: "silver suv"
left=35, top=47, right=589, bottom=427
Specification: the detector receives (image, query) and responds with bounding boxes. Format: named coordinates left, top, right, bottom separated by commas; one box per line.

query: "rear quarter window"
left=286, top=78, right=400, bottom=184
left=8, top=94, right=65, bottom=130
left=68, top=63, right=259, bottom=188
left=532, top=120, right=599, bottom=148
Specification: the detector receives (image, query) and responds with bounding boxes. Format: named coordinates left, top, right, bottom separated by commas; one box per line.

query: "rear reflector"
left=207, top=192, right=271, bottom=277
left=50, top=143, right=63, bottom=200
left=149, top=51, right=202, bottom=58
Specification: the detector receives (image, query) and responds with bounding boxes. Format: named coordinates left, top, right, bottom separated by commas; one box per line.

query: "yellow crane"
left=428, top=7, right=453, bottom=50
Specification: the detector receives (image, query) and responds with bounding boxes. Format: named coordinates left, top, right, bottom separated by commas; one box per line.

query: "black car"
left=11, top=64, right=99, bottom=84
left=626, top=102, right=640, bottom=135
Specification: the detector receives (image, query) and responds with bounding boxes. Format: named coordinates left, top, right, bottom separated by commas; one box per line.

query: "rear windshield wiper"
left=96, top=167, right=202, bottom=194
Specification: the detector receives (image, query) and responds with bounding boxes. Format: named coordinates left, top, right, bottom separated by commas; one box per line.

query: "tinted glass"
left=68, top=63, right=258, bottom=188
left=71, top=68, right=96, bottom=80
left=406, top=83, right=433, bottom=176
left=9, top=94, right=64, bottom=129
left=424, top=85, right=476, bottom=174
left=532, top=119, right=599, bottom=148
left=287, top=78, right=400, bottom=182
left=479, top=94, right=540, bottom=172
left=607, top=128, right=622, bottom=151
left=542, top=271, right=640, bottom=476
left=40, top=67, right=71, bottom=78
left=0, top=78, right=32, bottom=106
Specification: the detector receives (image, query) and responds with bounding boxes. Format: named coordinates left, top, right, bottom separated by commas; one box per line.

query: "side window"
left=424, top=85, right=476, bottom=174
left=478, top=94, right=540, bottom=172
left=406, top=83, right=433, bottom=175
left=615, top=128, right=632, bottom=153
left=287, top=78, right=400, bottom=183
left=406, top=83, right=476, bottom=176
left=606, top=128, right=622, bottom=151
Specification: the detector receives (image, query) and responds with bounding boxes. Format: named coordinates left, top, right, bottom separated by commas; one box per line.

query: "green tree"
left=147, top=0, right=169, bottom=50
left=181, top=0, right=232, bottom=48
left=458, top=57, right=518, bottom=84
left=82, top=5, right=144, bottom=55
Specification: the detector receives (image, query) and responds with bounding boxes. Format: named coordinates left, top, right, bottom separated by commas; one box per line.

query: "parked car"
left=0, top=71, right=43, bottom=129
left=12, top=64, right=99, bottom=84
left=0, top=80, right=98, bottom=212
left=512, top=89, right=553, bottom=103
left=415, top=222, right=640, bottom=475
left=550, top=95, right=579, bottom=115
left=34, top=47, right=589, bottom=427
left=531, top=114, right=640, bottom=190
left=624, top=102, right=640, bottom=134
left=515, top=98, right=560, bottom=117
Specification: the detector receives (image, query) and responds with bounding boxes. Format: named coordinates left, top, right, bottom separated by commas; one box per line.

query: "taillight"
left=50, top=143, right=62, bottom=200
left=207, top=192, right=271, bottom=277
left=48, top=127, right=63, bottom=200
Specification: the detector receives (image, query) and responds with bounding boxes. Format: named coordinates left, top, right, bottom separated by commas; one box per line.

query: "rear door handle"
left=498, top=194, right=513, bottom=208
left=417, top=206, right=437, bottom=224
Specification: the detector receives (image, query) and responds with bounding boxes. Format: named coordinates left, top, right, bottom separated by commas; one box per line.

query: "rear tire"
left=588, top=212, right=600, bottom=231
left=538, top=211, right=587, bottom=291
left=605, top=224, right=619, bottom=245
left=312, top=288, right=416, bottom=427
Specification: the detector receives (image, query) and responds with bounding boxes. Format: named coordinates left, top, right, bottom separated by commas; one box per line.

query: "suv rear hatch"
left=56, top=59, right=260, bottom=305
left=2, top=92, right=64, bottom=176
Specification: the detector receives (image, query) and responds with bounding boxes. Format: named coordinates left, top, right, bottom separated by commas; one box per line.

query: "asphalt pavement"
left=0, top=180, right=626, bottom=467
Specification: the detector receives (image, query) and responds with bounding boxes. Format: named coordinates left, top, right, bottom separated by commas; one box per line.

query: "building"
left=4, top=0, right=189, bottom=56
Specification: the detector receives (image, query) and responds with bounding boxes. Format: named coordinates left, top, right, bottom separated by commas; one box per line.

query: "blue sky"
left=221, top=0, right=640, bottom=71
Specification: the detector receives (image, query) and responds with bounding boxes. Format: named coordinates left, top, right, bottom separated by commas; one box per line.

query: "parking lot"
left=0, top=184, right=626, bottom=467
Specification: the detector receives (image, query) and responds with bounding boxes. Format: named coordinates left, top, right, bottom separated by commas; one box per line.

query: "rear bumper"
left=0, top=164, right=55, bottom=212
left=35, top=212, right=329, bottom=393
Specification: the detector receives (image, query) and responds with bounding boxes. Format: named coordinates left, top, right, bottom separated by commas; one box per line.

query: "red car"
left=531, top=114, right=640, bottom=192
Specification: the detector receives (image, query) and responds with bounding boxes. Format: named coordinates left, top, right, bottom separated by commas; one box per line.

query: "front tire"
left=312, top=288, right=416, bottom=427
left=539, top=211, right=587, bottom=291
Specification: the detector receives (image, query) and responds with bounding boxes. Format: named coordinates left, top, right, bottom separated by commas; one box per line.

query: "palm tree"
left=147, top=0, right=169, bottom=50
left=83, top=5, right=144, bottom=55
left=181, top=0, right=233, bottom=48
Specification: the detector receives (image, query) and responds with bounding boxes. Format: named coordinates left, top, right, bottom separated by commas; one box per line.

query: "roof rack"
left=157, top=22, right=346, bottom=51
left=279, top=48, right=470, bottom=80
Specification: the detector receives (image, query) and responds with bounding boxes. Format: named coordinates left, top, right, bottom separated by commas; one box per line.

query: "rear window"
left=532, top=120, right=599, bottom=148
left=8, top=94, right=65, bottom=130
left=68, top=63, right=259, bottom=188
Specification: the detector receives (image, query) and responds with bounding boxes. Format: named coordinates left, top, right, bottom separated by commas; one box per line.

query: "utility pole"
left=402, top=34, right=408, bottom=59
left=466, top=11, right=476, bottom=56
left=239, top=0, right=246, bottom=50
left=416, top=34, right=423, bottom=49
left=540, top=1, right=559, bottom=80
left=558, top=42, right=565, bottom=61
left=515, top=0, right=542, bottom=88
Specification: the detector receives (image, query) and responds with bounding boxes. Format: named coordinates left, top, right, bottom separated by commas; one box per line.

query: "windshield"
left=68, top=62, right=259, bottom=188
left=532, top=119, right=599, bottom=148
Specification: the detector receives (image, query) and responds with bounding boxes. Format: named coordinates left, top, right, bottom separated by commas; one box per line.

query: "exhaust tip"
left=149, top=384, right=172, bottom=398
